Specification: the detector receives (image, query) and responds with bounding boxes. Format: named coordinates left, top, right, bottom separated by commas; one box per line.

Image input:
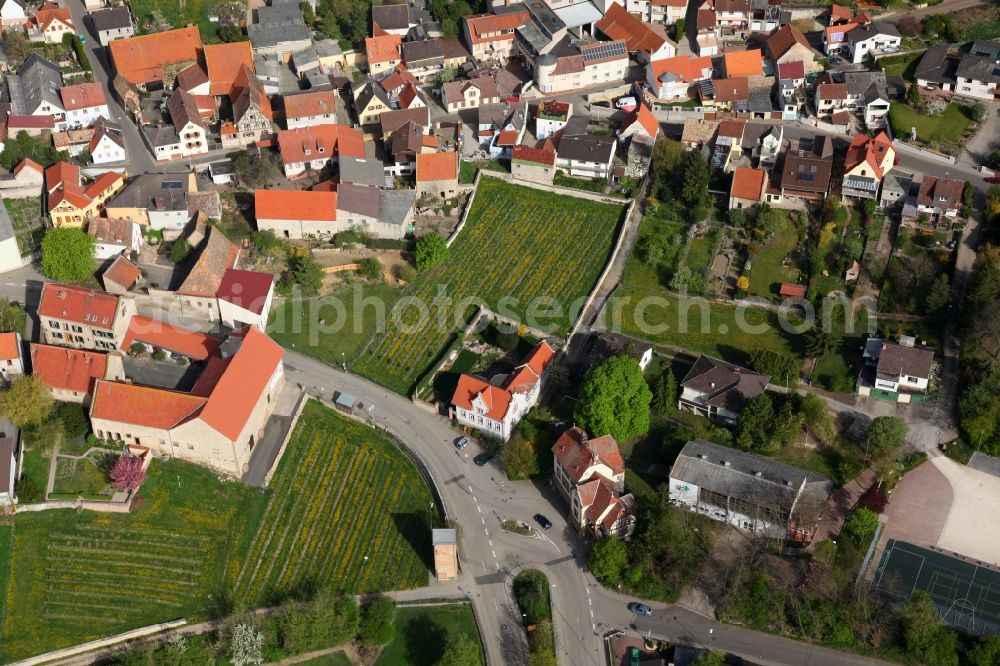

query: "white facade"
left=453, top=386, right=538, bottom=441
left=0, top=234, right=23, bottom=273
left=955, top=75, right=997, bottom=101
left=668, top=477, right=786, bottom=538
left=91, top=132, right=126, bottom=164
left=219, top=290, right=273, bottom=331
left=148, top=207, right=189, bottom=232
left=874, top=373, right=928, bottom=393
left=848, top=33, right=901, bottom=64
left=63, top=102, right=110, bottom=130
left=92, top=224, right=142, bottom=261
left=0, top=0, right=27, bottom=26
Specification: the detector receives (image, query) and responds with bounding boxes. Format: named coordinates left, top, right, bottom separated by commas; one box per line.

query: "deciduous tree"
left=866, top=416, right=907, bottom=460
left=843, top=507, right=879, bottom=547
left=40, top=227, right=96, bottom=282
left=109, top=455, right=147, bottom=491
left=438, top=634, right=481, bottom=666
left=735, top=393, right=776, bottom=453
left=415, top=233, right=449, bottom=271
left=0, top=375, right=53, bottom=428
left=228, top=623, right=264, bottom=666
left=589, top=536, right=628, bottom=584
left=574, top=355, right=652, bottom=443
left=359, top=595, right=396, bottom=646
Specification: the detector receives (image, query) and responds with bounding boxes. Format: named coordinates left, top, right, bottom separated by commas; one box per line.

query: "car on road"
left=627, top=602, right=653, bottom=616
left=985, top=175, right=1000, bottom=185
left=473, top=452, right=493, bottom=466
left=534, top=514, right=552, bottom=529
left=455, top=436, right=470, bottom=450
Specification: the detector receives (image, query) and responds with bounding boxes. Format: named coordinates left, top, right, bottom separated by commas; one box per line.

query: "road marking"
left=481, top=516, right=486, bottom=525
left=488, top=538, right=494, bottom=548
left=5, top=283, right=13, bottom=286
left=493, top=598, right=499, bottom=611
left=491, top=549, right=497, bottom=559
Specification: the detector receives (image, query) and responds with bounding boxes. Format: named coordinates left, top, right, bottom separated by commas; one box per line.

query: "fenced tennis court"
left=872, top=539, right=1000, bottom=636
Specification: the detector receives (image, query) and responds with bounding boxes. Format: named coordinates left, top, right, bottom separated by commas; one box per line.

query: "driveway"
left=961, top=102, right=1000, bottom=168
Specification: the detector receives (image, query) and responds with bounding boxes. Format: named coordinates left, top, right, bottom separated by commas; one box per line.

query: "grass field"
left=0, top=461, right=268, bottom=661
left=234, top=401, right=437, bottom=606
left=0, top=525, right=11, bottom=634
left=267, top=283, right=402, bottom=366
left=888, top=102, right=972, bottom=146
left=750, top=213, right=800, bottom=299
left=354, top=177, right=623, bottom=393
left=682, top=230, right=719, bottom=274
left=296, top=652, right=352, bottom=666
left=376, top=604, right=484, bottom=666
left=130, top=0, right=225, bottom=42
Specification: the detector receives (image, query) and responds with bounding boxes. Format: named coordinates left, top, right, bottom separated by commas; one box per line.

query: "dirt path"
left=268, top=643, right=359, bottom=665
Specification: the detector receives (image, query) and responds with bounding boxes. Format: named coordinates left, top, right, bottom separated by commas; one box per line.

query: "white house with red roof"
left=37, top=283, right=136, bottom=352
left=618, top=104, right=660, bottom=146
left=842, top=132, right=894, bottom=201
left=450, top=340, right=555, bottom=441
left=216, top=268, right=275, bottom=330
left=462, top=11, right=528, bottom=61
left=0, top=331, right=23, bottom=379
left=59, top=82, right=110, bottom=130
left=551, top=427, right=635, bottom=538
left=29, top=343, right=124, bottom=403
left=646, top=55, right=713, bottom=101
left=89, top=326, right=286, bottom=477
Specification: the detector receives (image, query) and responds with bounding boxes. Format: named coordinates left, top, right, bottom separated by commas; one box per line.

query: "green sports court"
left=872, top=539, right=1000, bottom=636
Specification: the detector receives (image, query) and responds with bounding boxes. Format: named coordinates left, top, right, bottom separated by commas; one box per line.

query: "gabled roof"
left=30, top=343, right=108, bottom=395
left=766, top=24, right=811, bottom=60
left=956, top=53, right=1000, bottom=84
left=255, top=188, right=336, bottom=222
left=916, top=175, right=965, bottom=210
left=102, top=254, right=141, bottom=290
left=34, top=2, right=73, bottom=33
left=276, top=123, right=365, bottom=165
left=203, top=41, right=254, bottom=96
left=621, top=104, right=659, bottom=140
left=507, top=340, right=555, bottom=393
left=416, top=152, right=457, bottom=182
left=365, top=33, right=402, bottom=65
left=712, top=77, right=750, bottom=102
left=680, top=354, right=769, bottom=413
left=777, top=60, right=805, bottom=80
left=284, top=89, right=337, bottom=119
left=846, top=21, right=900, bottom=46
left=730, top=166, right=765, bottom=201
left=89, top=117, right=125, bottom=154
left=551, top=426, right=625, bottom=485
left=724, top=49, right=764, bottom=78
left=13, top=158, right=43, bottom=178
left=91, top=7, right=132, bottom=32
left=596, top=3, right=670, bottom=55
left=38, top=283, right=120, bottom=327
left=816, top=82, right=848, bottom=100
left=876, top=341, right=934, bottom=379
left=123, top=315, right=222, bottom=361
left=465, top=11, right=529, bottom=44
left=60, top=82, right=106, bottom=111
left=441, top=77, right=499, bottom=107
left=91, top=379, right=207, bottom=430
left=215, top=268, right=274, bottom=316
left=176, top=228, right=239, bottom=298
left=717, top=117, right=745, bottom=138
left=109, top=26, right=203, bottom=86
left=167, top=88, right=206, bottom=131
left=176, top=62, right=210, bottom=92
left=844, top=131, right=893, bottom=180
left=512, top=144, right=555, bottom=165
left=88, top=217, right=136, bottom=246
left=650, top=55, right=713, bottom=84
left=381, top=65, right=419, bottom=94
left=451, top=374, right=512, bottom=421
left=0, top=332, right=18, bottom=362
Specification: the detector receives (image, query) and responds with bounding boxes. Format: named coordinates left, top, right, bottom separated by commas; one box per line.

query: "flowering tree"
left=229, top=623, right=264, bottom=666
left=109, top=455, right=146, bottom=491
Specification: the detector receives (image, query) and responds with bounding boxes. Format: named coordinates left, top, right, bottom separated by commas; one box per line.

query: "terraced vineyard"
left=353, top=177, right=624, bottom=393
left=234, top=401, right=436, bottom=606
left=1, top=461, right=267, bottom=661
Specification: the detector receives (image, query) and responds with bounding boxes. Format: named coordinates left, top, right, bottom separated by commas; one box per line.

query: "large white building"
left=450, top=340, right=554, bottom=441
left=669, top=439, right=833, bottom=542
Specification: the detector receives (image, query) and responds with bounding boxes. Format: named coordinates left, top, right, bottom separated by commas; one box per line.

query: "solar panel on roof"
left=583, top=41, right=626, bottom=61
left=162, top=181, right=182, bottom=189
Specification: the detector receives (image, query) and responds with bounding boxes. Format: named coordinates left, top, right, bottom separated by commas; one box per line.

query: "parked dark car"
left=454, top=437, right=470, bottom=450
left=473, top=452, right=494, bottom=466
left=985, top=175, right=1000, bottom=185
left=627, top=602, right=653, bottom=617
left=534, top=514, right=553, bottom=529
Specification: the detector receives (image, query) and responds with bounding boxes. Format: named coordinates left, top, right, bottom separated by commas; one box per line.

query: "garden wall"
left=7, top=619, right=187, bottom=666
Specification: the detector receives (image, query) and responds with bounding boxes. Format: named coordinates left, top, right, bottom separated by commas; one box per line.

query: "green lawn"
left=267, top=283, right=402, bottom=367
left=354, top=177, right=623, bottom=393
left=0, top=525, right=12, bottom=632
left=295, top=652, right=353, bottom=666
left=610, top=258, right=806, bottom=366
left=888, top=102, right=973, bottom=145
left=682, top=230, right=719, bottom=275
left=749, top=213, right=801, bottom=299
left=49, top=453, right=113, bottom=499
left=234, top=401, right=438, bottom=607
left=880, top=52, right=922, bottom=82
left=18, top=446, right=49, bottom=498
left=376, top=604, right=484, bottom=666
left=1, top=460, right=268, bottom=661
left=554, top=171, right=606, bottom=193
left=129, top=0, right=225, bottom=41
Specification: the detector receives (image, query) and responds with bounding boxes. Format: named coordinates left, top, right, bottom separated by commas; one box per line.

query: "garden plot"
left=353, top=177, right=623, bottom=394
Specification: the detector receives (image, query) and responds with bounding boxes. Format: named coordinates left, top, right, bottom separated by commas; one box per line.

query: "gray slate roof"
left=378, top=189, right=415, bottom=228
left=16, top=54, right=62, bottom=115
left=91, top=6, right=132, bottom=32
left=846, top=21, right=900, bottom=46
left=670, top=439, right=833, bottom=515
left=914, top=44, right=956, bottom=86
left=372, top=3, right=410, bottom=31
left=249, top=0, right=310, bottom=49
left=339, top=156, right=387, bottom=188
left=844, top=71, right=888, bottom=104
left=956, top=53, right=1000, bottom=84
left=679, top=354, right=770, bottom=414
left=109, top=173, right=190, bottom=212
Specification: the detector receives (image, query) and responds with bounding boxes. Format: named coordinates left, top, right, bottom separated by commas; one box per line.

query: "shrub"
left=129, top=342, right=145, bottom=357
left=415, top=233, right=449, bottom=271
left=14, top=475, right=41, bottom=502
left=358, top=257, right=382, bottom=280
left=170, top=238, right=191, bottom=264
left=397, top=263, right=417, bottom=282
left=55, top=402, right=89, bottom=438
left=358, top=595, right=395, bottom=646
left=152, top=349, right=167, bottom=361
left=843, top=507, right=879, bottom=548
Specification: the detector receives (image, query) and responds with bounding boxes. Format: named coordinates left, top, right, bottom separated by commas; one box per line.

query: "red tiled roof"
left=254, top=189, right=336, bottom=222
left=277, top=124, right=365, bottom=165
left=103, top=254, right=141, bottom=289
left=777, top=60, right=805, bottom=80
left=60, top=83, right=107, bottom=111
left=717, top=118, right=746, bottom=138
left=724, top=49, right=763, bottom=78
left=512, top=144, right=555, bottom=165
left=284, top=90, right=337, bottom=119
left=197, top=326, right=284, bottom=441
left=381, top=65, right=419, bottom=93
left=496, top=129, right=518, bottom=146
left=451, top=374, right=512, bottom=422
left=91, top=379, right=206, bottom=430
left=38, top=283, right=120, bottom=328
left=34, top=3, right=73, bottom=32
left=712, top=77, right=750, bottom=102
left=8, top=115, right=55, bottom=129
left=203, top=41, right=254, bottom=96
left=122, top=315, right=221, bottom=361
left=766, top=24, right=811, bottom=60
left=13, top=158, right=43, bottom=177
left=216, top=269, right=274, bottom=315
left=176, top=62, right=209, bottom=92
left=830, top=4, right=855, bottom=24
left=30, top=344, right=107, bottom=395
left=465, top=12, right=529, bottom=44
left=817, top=83, right=848, bottom=100
left=551, top=426, right=624, bottom=485
left=365, top=33, right=401, bottom=65
left=622, top=104, right=659, bottom=139
left=730, top=166, right=765, bottom=201
left=507, top=341, right=555, bottom=393
left=109, top=27, right=203, bottom=86
left=649, top=55, right=712, bottom=84
left=845, top=131, right=893, bottom=180
left=416, top=152, right=457, bottom=182
left=596, top=4, right=667, bottom=55
left=0, top=332, right=18, bottom=361
left=779, top=283, right=807, bottom=298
